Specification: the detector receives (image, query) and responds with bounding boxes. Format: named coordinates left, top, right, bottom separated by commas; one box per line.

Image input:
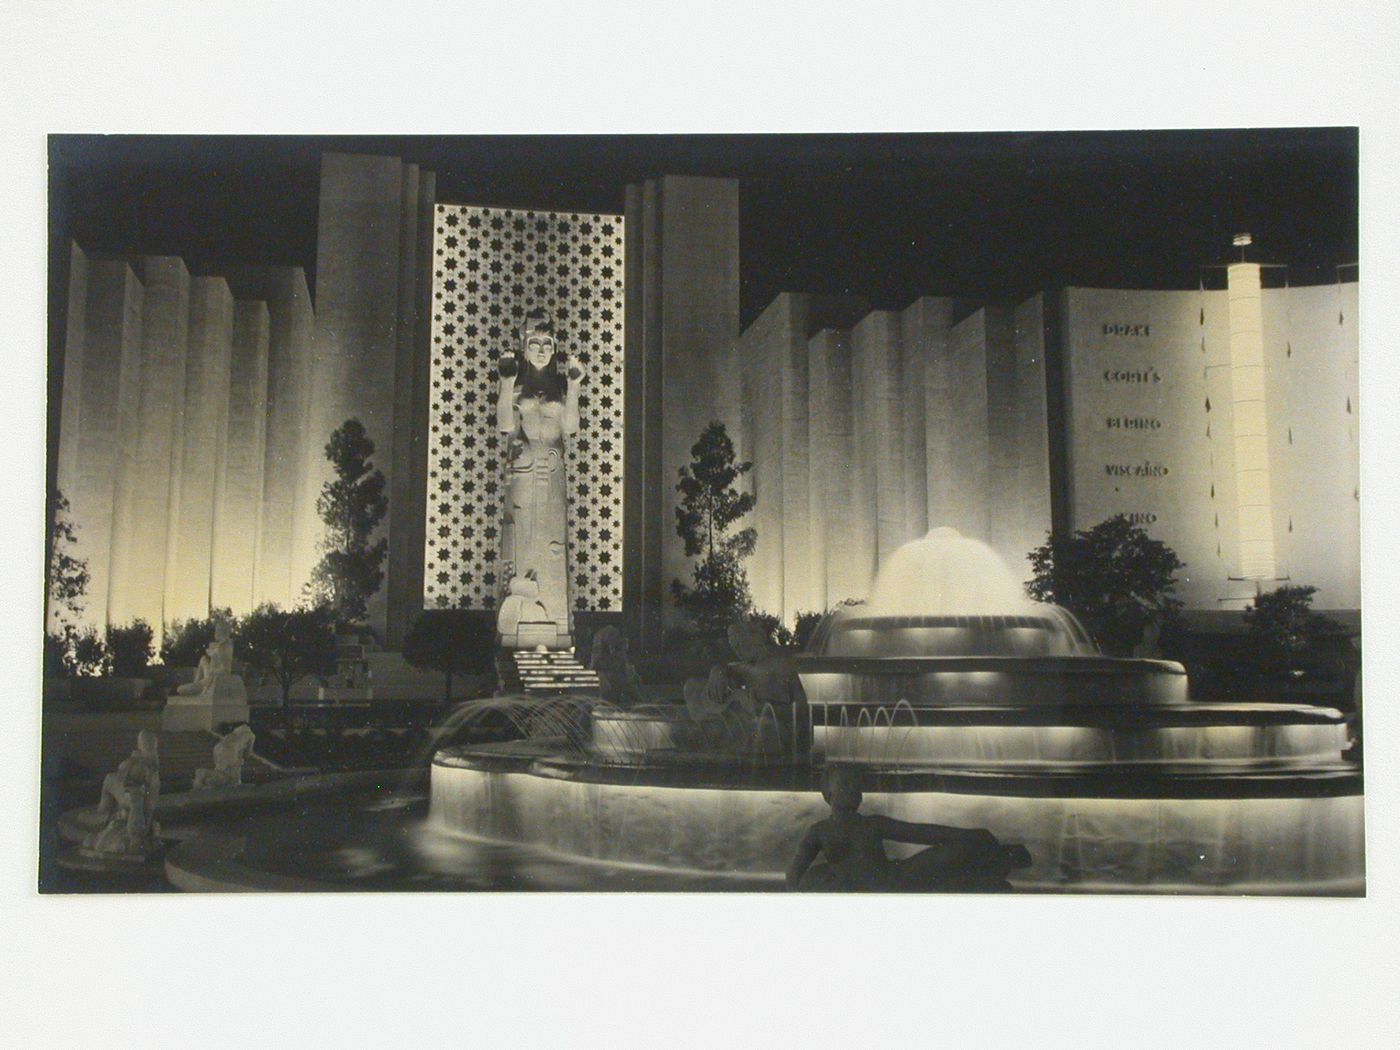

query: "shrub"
left=1243, top=585, right=1347, bottom=672
left=69, top=626, right=111, bottom=677
left=792, top=610, right=823, bottom=651
left=402, top=609, right=496, bottom=701
left=108, top=620, right=154, bottom=677
left=750, top=611, right=795, bottom=648
left=236, top=603, right=338, bottom=707
left=1027, top=516, right=1184, bottom=655
left=44, top=631, right=72, bottom=677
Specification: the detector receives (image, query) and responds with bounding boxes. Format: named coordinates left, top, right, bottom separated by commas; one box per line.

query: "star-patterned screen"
left=424, top=204, right=626, bottom=612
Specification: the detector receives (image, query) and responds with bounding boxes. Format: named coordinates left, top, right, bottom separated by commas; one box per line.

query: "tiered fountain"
left=428, top=528, right=1363, bottom=893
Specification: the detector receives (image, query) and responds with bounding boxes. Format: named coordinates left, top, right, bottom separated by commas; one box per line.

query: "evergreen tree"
left=1027, top=515, right=1184, bottom=655
left=47, top=489, right=89, bottom=628
left=671, top=421, right=757, bottom=635
left=45, top=489, right=92, bottom=676
left=307, top=419, right=388, bottom=625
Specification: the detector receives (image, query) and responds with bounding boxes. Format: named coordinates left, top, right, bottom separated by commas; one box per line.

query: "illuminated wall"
left=164, top=278, right=234, bottom=623
left=55, top=252, right=143, bottom=631
left=741, top=294, right=1051, bottom=623
left=251, top=267, right=316, bottom=611
left=623, top=176, right=743, bottom=648
left=424, top=204, right=625, bottom=612
left=807, top=327, right=862, bottom=609
left=852, top=311, right=909, bottom=581
left=1061, top=280, right=1359, bottom=610
left=52, top=244, right=315, bottom=641
left=210, top=301, right=270, bottom=613
left=105, top=257, right=188, bottom=632
left=296, top=153, right=435, bottom=639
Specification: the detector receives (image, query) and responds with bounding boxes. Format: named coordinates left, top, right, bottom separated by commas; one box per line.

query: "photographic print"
left=40, top=130, right=1363, bottom=896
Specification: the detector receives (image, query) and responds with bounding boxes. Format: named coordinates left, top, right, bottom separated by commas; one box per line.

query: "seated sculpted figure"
left=85, top=729, right=161, bottom=857
left=726, top=619, right=807, bottom=751
left=589, top=626, right=644, bottom=708
left=176, top=616, right=241, bottom=699
left=193, top=723, right=256, bottom=790
left=678, top=665, right=757, bottom=752
left=727, top=620, right=802, bottom=702
left=786, top=766, right=1032, bottom=892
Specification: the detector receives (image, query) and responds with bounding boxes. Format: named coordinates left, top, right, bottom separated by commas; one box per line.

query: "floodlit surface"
left=867, top=527, right=1037, bottom=617
left=409, top=523, right=1361, bottom=894
left=423, top=759, right=1362, bottom=893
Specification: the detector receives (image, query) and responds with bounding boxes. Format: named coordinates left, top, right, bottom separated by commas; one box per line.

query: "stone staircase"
left=501, top=650, right=600, bottom=696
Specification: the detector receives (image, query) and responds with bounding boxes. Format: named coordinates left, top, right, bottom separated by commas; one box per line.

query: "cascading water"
left=425, top=526, right=1363, bottom=893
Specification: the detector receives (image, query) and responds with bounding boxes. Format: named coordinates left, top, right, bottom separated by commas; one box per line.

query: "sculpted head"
left=512, top=310, right=567, bottom=402
left=521, top=311, right=557, bottom=370
left=821, top=765, right=863, bottom=813
left=592, top=625, right=626, bottom=660
left=135, top=729, right=159, bottom=760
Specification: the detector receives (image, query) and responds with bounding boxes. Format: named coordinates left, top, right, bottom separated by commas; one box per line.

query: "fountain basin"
left=428, top=741, right=1363, bottom=893
left=813, top=701, right=1350, bottom=766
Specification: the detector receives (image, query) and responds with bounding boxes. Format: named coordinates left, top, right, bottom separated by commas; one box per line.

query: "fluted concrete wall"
left=779, top=303, right=814, bottom=621
left=852, top=311, right=907, bottom=584
left=300, top=153, right=433, bottom=636
left=51, top=243, right=89, bottom=631
left=210, top=301, right=269, bottom=614
left=55, top=250, right=319, bottom=637
left=903, top=297, right=954, bottom=539
left=740, top=296, right=792, bottom=616
left=106, top=257, right=190, bottom=634
left=984, top=305, right=1020, bottom=566
left=165, top=278, right=234, bottom=622
left=386, top=169, right=436, bottom=647
left=741, top=292, right=827, bottom=620
left=254, top=267, right=315, bottom=610
left=60, top=257, right=143, bottom=629
left=942, top=310, right=992, bottom=539
left=624, top=176, right=741, bottom=648
left=741, top=292, right=1059, bottom=615
left=1009, top=295, right=1053, bottom=574
left=807, top=328, right=862, bottom=606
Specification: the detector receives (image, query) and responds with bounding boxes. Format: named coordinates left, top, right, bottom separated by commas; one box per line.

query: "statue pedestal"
left=161, top=676, right=250, bottom=732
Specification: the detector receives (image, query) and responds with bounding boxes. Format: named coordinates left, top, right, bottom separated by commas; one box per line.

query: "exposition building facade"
left=51, top=152, right=1360, bottom=652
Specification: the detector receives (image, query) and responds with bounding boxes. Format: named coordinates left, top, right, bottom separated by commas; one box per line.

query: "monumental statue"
left=496, top=310, right=581, bottom=649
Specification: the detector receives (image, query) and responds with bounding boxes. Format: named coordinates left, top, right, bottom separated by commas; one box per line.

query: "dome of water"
left=867, top=527, right=1036, bottom=617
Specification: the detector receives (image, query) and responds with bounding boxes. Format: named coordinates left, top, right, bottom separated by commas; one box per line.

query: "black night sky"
left=50, top=129, right=1357, bottom=334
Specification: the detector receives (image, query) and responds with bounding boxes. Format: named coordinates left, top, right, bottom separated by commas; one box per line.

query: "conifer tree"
left=671, top=421, right=756, bottom=635
left=307, top=419, right=388, bottom=626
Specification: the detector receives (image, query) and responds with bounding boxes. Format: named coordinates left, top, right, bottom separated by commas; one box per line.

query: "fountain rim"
left=591, top=699, right=1347, bottom=727
left=794, top=654, right=1187, bottom=675
left=430, top=740, right=1362, bottom=800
